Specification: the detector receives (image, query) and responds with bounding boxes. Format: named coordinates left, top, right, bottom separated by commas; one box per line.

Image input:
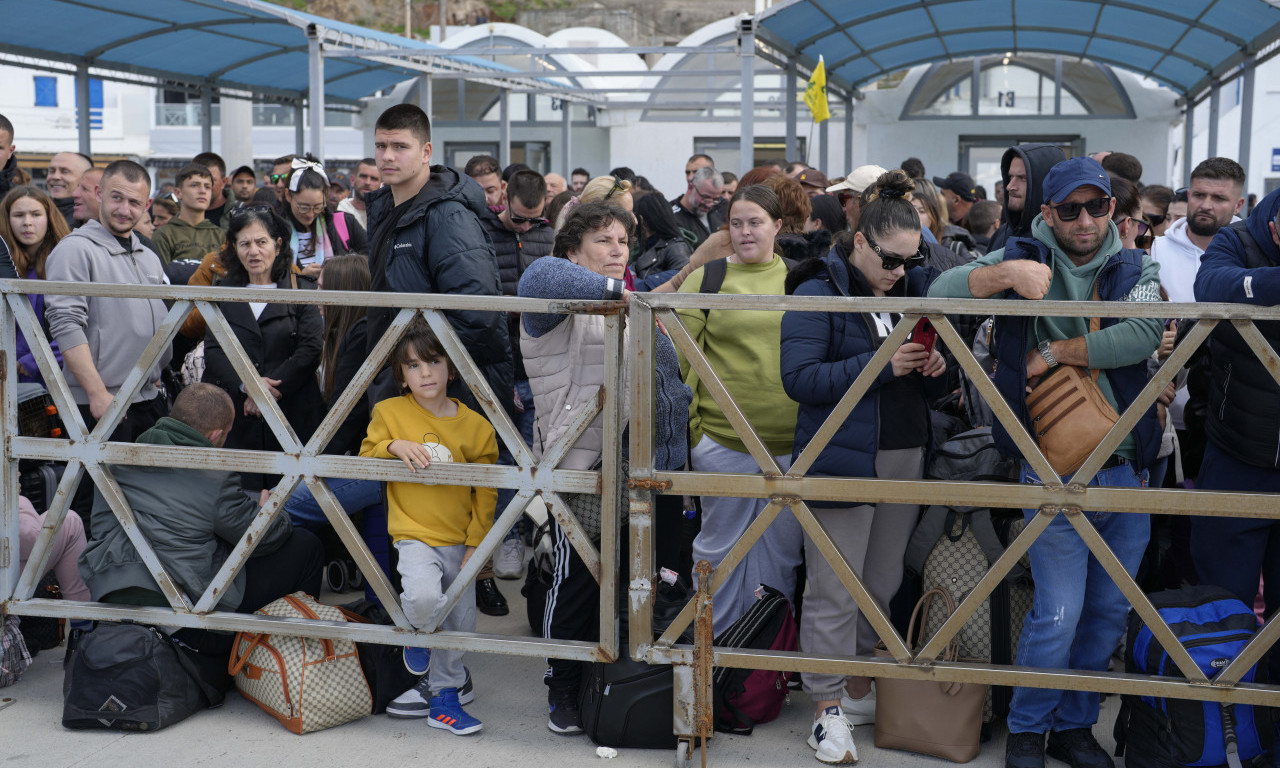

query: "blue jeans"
left=1008, top=460, right=1150, bottom=734
left=284, top=477, right=383, bottom=528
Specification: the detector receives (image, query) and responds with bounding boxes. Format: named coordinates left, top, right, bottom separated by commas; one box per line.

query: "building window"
left=34, top=76, right=57, bottom=107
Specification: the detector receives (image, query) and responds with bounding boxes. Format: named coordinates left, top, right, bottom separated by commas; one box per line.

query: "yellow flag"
left=804, top=56, right=830, bottom=123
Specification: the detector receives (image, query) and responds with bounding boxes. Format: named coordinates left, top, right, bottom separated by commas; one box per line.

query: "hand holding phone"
left=908, top=317, right=937, bottom=358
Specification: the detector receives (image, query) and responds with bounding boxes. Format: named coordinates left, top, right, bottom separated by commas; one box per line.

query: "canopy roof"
left=757, top=0, right=1280, bottom=97
left=0, top=0, right=530, bottom=105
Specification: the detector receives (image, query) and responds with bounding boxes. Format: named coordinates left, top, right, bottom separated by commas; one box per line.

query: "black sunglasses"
left=1049, top=196, right=1111, bottom=222
left=1144, top=211, right=1168, bottom=227
left=509, top=213, right=548, bottom=226
left=604, top=178, right=626, bottom=201
left=864, top=231, right=926, bottom=271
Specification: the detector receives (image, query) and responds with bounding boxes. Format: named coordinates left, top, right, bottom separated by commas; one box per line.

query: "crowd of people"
left=2, top=102, right=1280, bottom=767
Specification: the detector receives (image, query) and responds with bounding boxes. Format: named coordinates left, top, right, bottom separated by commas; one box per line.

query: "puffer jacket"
left=365, top=166, right=514, bottom=415
left=479, top=207, right=554, bottom=381
left=78, top=416, right=293, bottom=611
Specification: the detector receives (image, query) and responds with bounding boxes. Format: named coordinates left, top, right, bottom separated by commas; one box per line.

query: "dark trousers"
left=543, top=519, right=600, bottom=696
left=175, top=527, right=326, bottom=690
left=71, top=395, right=169, bottom=535
left=1190, top=441, right=1280, bottom=679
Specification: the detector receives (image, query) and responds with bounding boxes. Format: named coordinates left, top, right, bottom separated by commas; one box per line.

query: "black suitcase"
left=579, top=655, right=677, bottom=749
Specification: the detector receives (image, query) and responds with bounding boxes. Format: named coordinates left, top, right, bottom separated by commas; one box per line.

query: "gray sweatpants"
left=800, top=447, right=924, bottom=701
left=690, top=435, right=803, bottom=633
left=396, top=539, right=475, bottom=695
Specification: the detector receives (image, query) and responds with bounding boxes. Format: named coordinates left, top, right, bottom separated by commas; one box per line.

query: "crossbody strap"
left=1088, top=282, right=1101, bottom=382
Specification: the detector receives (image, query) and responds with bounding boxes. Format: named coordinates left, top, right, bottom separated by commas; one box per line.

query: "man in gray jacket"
left=79, top=384, right=322, bottom=685
left=45, top=160, right=174, bottom=520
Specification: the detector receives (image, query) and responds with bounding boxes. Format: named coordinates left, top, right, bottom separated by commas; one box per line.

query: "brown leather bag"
left=874, top=588, right=987, bottom=763
left=1024, top=301, right=1119, bottom=476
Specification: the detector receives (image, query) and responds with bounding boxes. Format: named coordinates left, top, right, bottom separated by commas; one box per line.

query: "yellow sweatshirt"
left=360, top=395, right=498, bottom=547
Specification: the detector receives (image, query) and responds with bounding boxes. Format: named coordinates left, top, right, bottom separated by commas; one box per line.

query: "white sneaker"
left=840, top=683, right=875, bottom=725
left=494, top=537, right=525, bottom=580
left=808, top=706, right=858, bottom=764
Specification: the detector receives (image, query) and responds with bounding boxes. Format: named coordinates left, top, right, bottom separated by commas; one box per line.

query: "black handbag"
left=62, top=622, right=223, bottom=731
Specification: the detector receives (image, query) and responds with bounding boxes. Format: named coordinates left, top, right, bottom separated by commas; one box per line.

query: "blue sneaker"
left=403, top=646, right=431, bottom=676
left=427, top=688, right=483, bottom=735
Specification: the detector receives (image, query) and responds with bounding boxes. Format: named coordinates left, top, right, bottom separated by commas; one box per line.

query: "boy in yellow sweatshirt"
left=360, top=319, right=497, bottom=735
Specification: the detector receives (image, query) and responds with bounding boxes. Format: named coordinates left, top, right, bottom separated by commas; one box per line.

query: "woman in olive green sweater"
left=675, top=184, right=801, bottom=632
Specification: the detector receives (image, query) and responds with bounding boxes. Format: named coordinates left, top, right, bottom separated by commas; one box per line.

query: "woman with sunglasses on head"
left=675, top=184, right=803, bottom=633
left=779, top=169, right=945, bottom=764
left=283, top=154, right=368, bottom=279
left=1139, top=185, right=1174, bottom=246
left=202, top=206, right=324, bottom=493
left=0, top=185, right=69, bottom=384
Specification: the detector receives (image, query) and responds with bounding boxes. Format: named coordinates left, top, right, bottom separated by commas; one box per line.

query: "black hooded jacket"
left=365, top=165, right=515, bottom=416
left=0, top=154, right=18, bottom=200
left=988, top=143, right=1065, bottom=254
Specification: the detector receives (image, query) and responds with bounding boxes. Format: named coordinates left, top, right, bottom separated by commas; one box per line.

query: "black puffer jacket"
left=0, top=154, right=19, bottom=200
left=479, top=207, right=553, bottom=381
left=989, top=143, right=1065, bottom=254
left=365, top=166, right=514, bottom=416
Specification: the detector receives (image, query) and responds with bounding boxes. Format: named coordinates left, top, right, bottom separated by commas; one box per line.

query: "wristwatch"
left=1037, top=339, right=1058, bottom=369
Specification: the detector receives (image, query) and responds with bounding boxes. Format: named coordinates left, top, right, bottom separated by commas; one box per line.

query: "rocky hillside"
left=272, top=0, right=755, bottom=45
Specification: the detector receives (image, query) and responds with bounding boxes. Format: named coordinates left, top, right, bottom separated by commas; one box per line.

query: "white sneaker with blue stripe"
left=808, top=705, right=858, bottom=764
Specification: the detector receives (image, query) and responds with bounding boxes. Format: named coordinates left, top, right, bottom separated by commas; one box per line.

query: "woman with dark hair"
left=763, top=174, right=813, bottom=263
left=632, top=192, right=692, bottom=282
left=780, top=170, right=946, bottom=762
left=518, top=201, right=691, bottom=735
left=0, top=185, right=69, bottom=383
left=283, top=154, right=368, bottom=278
left=804, top=194, right=846, bottom=261
left=676, top=184, right=802, bottom=633
left=202, top=206, right=324, bottom=492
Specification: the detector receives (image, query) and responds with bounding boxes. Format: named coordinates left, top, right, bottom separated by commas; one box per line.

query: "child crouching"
left=360, top=318, right=497, bottom=735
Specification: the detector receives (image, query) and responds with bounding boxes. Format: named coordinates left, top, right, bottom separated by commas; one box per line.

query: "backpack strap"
left=699, top=258, right=728, bottom=317
left=333, top=211, right=351, bottom=251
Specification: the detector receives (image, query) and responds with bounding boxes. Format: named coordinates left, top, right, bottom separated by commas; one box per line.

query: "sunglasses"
left=1048, top=196, right=1111, bottom=222
left=1144, top=212, right=1168, bottom=227
left=604, top=178, right=627, bottom=201
left=864, top=231, right=926, bottom=271
left=509, top=213, right=548, bottom=226
left=269, top=173, right=288, bottom=183
left=229, top=204, right=275, bottom=221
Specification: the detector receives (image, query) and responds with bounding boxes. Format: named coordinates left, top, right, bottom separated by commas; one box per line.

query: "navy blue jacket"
left=780, top=247, right=941, bottom=501
left=990, top=237, right=1162, bottom=470
left=1194, top=187, right=1280, bottom=468
left=365, top=166, right=514, bottom=415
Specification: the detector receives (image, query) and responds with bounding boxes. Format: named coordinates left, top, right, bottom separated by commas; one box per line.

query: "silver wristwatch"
left=1037, top=339, right=1058, bottom=369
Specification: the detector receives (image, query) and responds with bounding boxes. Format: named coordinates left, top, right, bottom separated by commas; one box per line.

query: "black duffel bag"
left=63, top=622, right=222, bottom=731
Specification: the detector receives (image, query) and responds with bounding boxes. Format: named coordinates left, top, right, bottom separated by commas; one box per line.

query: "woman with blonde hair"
left=0, top=185, right=69, bottom=383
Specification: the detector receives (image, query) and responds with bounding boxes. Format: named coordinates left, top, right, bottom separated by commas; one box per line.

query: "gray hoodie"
left=44, top=219, right=172, bottom=405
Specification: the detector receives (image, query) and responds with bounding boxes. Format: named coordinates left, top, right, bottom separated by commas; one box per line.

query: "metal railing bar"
left=930, top=308, right=1061, bottom=484
left=1070, top=319, right=1215, bottom=487
left=535, top=394, right=602, bottom=474
left=544, top=490, right=603, bottom=582
left=627, top=300, right=656, bottom=657
left=599, top=313, right=625, bottom=663
left=789, top=497, right=912, bottom=661
left=1233, top=319, right=1280, bottom=390
left=199, top=300, right=302, bottom=453
left=8, top=293, right=87, bottom=442
left=1, top=294, right=15, bottom=601
left=661, top=308, right=782, bottom=476
left=915, top=506, right=1053, bottom=662
left=1063, top=507, right=1209, bottom=683
left=1217, top=608, right=1280, bottom=685
left=420, top=309, right=535, bottom=468
left=190, top=474, right=301, bottom=614
left=12, top=461, right=85, bottom=602
left=302, top=307, right=415, bottom=458
left=787, top=313, right=913, bottom=478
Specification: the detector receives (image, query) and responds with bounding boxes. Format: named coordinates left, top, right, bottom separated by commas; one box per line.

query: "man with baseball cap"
left=929, top=156, right=1162, bottom=768
left=795, top=168, right=829, bottom=198
left=933, top=171, right=980, bottom=226
left=826, top=164, right=886, bottom=231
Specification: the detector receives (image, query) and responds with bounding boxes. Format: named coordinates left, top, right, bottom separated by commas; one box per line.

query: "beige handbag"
left=1025, top=305, right=1119, bottom=477
left=874, top=588, right=987, bottom=763
left=229, top=592, right=372, bottom=734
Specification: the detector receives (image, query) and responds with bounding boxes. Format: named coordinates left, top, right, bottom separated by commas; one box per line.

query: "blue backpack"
left=1115, top=586, right=1275, bottom=768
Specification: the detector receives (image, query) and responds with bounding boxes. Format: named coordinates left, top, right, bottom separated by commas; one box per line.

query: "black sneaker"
left=386, top=668, right=475, bottom=717
left=547, top=689, right=583, bottom=735
left=1006, top=731, right=1047, bottom=768
left=476, top=578, right=509, bottom=616
left=1046, top=728, right=1114, bottom=768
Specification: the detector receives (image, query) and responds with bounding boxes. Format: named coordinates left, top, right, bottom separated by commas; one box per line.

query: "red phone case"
left=909, top=317, right=937, bottom=357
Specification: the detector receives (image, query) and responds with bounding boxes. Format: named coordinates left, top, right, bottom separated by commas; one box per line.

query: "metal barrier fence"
left=3, top=277, right=1280, bottom=766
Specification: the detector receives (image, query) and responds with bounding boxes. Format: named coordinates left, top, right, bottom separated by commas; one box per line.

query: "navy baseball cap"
left=1042, top=157, right=1111, bottom=204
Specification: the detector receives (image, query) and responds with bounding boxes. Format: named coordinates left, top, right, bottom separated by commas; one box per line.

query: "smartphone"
left=908, top=317, right=937, bottom=357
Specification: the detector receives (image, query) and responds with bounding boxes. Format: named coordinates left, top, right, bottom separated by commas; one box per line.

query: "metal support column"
left=819, top=112, right=829, bottom=175
left=75, top=62, right=92, bottom=156
left=739, top=18, right=756, bottom=174
left=844, top=96, right=854, bottom=173
left=1239, top=60, right=1256, bottom=192
left=561, top=100, right=572, bottom=177
left=785, top=59, right=798, bottom=163
left=1, top=294, right=18, bottom=600
left=498, top=90, right=510, bottom=168
left=1054, top=56, right=1063, bottom=116
left=1183, top=102, right=1196, bottom=187
left=200, top=88, right=213, bottom=153
left=418, top=74, right=433, bottom=116
left=972, top=58, right=982, bottom=117
left=307, top=24, right=326, bottom=161
left=295, top=102, right=305, bottom=154
left=1208, top=82, right=1220, bottom=158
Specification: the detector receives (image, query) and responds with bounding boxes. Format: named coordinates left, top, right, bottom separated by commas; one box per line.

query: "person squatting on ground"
left=360, top=319, right=498, bottom=735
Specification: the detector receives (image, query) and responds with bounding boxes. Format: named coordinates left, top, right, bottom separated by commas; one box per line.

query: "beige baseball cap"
left=826, top=164, right=888, bottom=195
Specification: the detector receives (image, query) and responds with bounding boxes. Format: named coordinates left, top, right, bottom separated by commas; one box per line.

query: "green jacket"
left=78, top=416, right=293, bottom=611
left=151, top=217, right=225, bottom=265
